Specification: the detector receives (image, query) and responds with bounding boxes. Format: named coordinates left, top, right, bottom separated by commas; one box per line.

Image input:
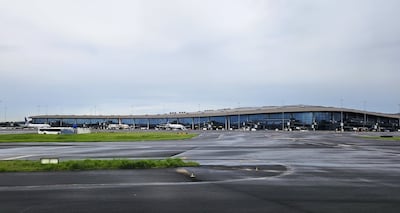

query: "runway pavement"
left=0, top=131, right=400, bottom=212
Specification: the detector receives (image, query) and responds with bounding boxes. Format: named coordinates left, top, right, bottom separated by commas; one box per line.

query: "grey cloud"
left=1, top=0, right=400, bottom=120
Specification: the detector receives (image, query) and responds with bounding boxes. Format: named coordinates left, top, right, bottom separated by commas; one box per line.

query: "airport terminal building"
left=30, top=105, right=400, bottom=131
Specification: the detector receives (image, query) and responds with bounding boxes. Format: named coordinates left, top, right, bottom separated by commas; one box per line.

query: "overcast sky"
left=1, top=0, right=400, bottom=121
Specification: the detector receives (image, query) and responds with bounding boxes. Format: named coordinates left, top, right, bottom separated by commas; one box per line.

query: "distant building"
left=30, top=105, right=400, bottom=131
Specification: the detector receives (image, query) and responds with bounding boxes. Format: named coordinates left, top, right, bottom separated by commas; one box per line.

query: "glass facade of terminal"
left=32, top=111, right=400, bottom=131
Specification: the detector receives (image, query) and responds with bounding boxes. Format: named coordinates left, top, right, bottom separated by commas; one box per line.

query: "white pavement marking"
left=0, top=171, right=293, bottom=192
left=2, top=155, right=34, bottom=160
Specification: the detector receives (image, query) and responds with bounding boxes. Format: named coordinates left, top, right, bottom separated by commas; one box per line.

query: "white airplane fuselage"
left=25, top=123, right=51, bottom=128
left=24, top=117, right=51, bottom=128
left=164, top=123, right=187, bottom=130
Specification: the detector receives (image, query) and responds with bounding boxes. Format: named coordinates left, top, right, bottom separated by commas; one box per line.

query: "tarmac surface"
left=1, top=131, right=400, bottom=212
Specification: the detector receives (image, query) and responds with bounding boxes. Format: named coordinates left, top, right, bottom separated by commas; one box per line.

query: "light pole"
left=238, top=113, right=241, bottom=130
left=398, top=104, right=400, bottom=131
left=340, top=98, right=344, bottom=132
left=130, top=105, right=134, bottom=130
left=4, top=105, right=6, bottom=122
left=198, top=104, right=200, bottom=130
left=238, top=102, right=241, bottom=130
left=281, top=101, right=285, bottom=131
left=363, top=101, right=366, bottom=128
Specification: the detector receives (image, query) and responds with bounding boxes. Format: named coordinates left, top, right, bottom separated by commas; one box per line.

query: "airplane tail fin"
left=24, top=117, right=29, bottom=125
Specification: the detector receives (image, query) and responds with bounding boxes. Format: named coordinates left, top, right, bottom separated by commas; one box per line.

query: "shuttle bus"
left=38, top=127, right=74, bottom=135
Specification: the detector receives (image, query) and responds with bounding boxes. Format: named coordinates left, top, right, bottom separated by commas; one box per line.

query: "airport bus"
left=37, top=127, right=74, bottom=135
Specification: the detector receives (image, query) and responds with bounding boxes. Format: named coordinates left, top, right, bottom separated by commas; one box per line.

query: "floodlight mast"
left=198, top=104, right=200, bottom=130
left=238, top=102, right=240, bottom=131
left=363, top=101, right=367, bottom=128
left=398, top=104, right=400, bottom=131
left=340, top=98, right=344, bottom=132
left=282, top=111, right=284, bottom=131
left=0, top=100, right=5, bottom=123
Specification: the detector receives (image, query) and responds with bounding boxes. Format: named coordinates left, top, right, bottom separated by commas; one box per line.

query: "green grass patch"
left=362, top=136, right=400, bottom=141
left=0, top=158, right=199, bottom=172
left=0, top=132, right=197, bottom=142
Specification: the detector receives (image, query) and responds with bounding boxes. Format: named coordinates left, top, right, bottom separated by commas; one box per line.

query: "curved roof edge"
left=30, top=105, right=399, bottom=119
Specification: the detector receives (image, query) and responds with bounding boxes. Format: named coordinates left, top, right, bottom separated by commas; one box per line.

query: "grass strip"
left=0, top=158, right=199, bottom=172
left=362, top=136, right=400, bottom=141
left=0, top=132, right=197, bottom=142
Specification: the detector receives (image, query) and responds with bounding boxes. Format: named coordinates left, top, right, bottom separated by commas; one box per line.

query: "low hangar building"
left=30, top=105, right=400, bottom=131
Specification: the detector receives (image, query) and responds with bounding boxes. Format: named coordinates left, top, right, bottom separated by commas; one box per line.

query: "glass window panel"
left=135, top=119, right=148, bottom=127
left=33, top=118, right=47, bottom=124
left=61, top=119, right=76, bottom=127
left=179, top=118, right=193, bottom=126
left=121, top=118, right=135, bottom=125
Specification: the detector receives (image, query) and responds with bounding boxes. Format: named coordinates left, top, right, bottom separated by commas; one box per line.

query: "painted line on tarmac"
left=0, top=166, right=294, bottom=192
left=0, top=176, right=287, bottom=192
left=1, top=155, right=34, bottom=160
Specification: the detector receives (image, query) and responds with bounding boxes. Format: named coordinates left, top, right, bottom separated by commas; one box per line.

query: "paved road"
left=1, top=131, right=400, bottom=212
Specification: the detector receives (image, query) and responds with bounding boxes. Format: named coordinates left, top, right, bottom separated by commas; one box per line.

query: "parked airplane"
left=24, top=117, right=51, bottom=128
left=107, top=123, right=130, bottom=130
left=158, top=123, right=187, bottom=130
